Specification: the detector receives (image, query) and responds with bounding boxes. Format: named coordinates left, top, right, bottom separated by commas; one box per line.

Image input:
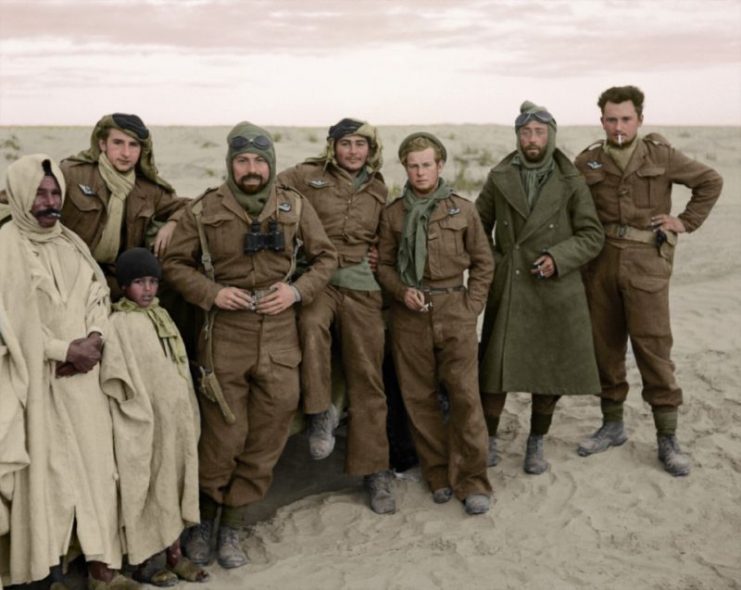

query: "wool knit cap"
left=116, top=247, right=162, bottom=287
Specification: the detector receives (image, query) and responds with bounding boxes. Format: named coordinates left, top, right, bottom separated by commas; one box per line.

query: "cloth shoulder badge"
left=586, top=161, right=603, bottom=170
left=78, top=183, right=97, bottom=196
left=309, top=179, right=329, bottom=189
left=278, top=202, right=292, bottom=212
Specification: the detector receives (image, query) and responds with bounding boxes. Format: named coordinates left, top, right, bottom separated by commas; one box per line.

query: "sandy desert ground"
left=1, top=124, right=740, bottom=589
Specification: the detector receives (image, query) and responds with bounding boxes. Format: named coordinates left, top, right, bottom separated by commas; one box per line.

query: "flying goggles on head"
left=229, top=135, right=273, bottom=151
left=515, top=111, right=556, bottom=129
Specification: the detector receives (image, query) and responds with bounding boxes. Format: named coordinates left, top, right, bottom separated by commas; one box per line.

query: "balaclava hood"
left=514, top=100, right=557, bottom=169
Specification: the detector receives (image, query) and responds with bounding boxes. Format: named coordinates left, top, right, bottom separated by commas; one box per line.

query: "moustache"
left=34, top=208, right=62, bottom=218
left=239, top=174, right=264, bottom=183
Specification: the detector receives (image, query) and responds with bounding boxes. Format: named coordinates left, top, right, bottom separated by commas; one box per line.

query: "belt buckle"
left=618, top=224, right=627, bottom=238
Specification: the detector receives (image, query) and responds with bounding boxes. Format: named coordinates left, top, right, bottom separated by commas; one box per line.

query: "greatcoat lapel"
left=517, top=172, right=565, bottom=244
left=492, top=166, right=530, bottom=222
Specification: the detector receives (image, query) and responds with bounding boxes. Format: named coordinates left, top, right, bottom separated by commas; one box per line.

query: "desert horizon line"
left=2, top=122, right=740, bottom=129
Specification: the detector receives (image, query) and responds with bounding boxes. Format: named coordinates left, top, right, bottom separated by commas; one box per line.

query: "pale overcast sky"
left=1, top=0, right=740, bottom=126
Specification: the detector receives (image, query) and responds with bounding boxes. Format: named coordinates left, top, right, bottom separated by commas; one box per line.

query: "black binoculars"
left=244, top=219, right=285, bottom=254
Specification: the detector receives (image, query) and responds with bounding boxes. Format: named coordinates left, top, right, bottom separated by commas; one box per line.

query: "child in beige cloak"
left=101, top=248, right=207, bottom=584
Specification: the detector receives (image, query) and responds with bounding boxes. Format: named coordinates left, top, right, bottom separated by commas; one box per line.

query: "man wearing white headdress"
left=0, top=154, right=135, bottom=588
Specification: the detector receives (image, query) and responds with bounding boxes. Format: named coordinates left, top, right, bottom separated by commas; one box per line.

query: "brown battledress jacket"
left=59, top=160, right=188, bottom=257
left=162, top=182, right=337, bottom=507
left=574, top=134, right=722, bottom=405
left=377, top=191, right=493, bottom=499
left=278, top=161, right=387, bottom=266
left=277, top=161, right=389, bottom=474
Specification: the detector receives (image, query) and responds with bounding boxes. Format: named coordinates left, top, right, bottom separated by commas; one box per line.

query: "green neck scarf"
left=397, top=179, right=453, bottom=288
left=512, top=154, right=556, bottom=209
left=112, top=297, right=190, bottom=381
left=227, top=178, right=271, bottom=217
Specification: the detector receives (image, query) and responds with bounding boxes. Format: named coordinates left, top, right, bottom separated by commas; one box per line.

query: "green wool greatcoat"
left=476, top=149, right=604, bottom=395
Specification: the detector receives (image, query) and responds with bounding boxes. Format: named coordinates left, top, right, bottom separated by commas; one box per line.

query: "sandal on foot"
left=169, top=557, right=210, bottom=582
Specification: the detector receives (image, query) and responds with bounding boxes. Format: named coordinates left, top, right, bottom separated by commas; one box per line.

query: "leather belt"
left=421, top=285, right=465, bottom=294
left=603, top=223, right=657, bottom=245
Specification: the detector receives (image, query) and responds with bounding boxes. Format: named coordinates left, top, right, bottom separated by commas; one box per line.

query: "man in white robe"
left=0, top=155, right=136, bottom=588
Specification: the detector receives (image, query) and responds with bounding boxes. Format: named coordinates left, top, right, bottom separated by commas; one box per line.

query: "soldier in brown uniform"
left=377, top=133, right=494, bottom=515
left=59, top=114, right=188, bottom=294
left=162, top=122, right=337, bottom=568
left=575, top=86, right=723, bottom=476
left=277, top=118, right=394, bottom=514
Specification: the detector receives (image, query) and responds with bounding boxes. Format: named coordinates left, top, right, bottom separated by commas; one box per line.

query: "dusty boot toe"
left=524, top=434, right=549, bottom=475
left=307, top=406, right=339, bottom=460
left=463, top=494, right=490, bottom=516
left=217, top=525, right=249, bottom=569
left=657, top=435, right=691, bottom=477
left=182, top=520, right=215, bottom=565
left=364, top=470, right=396, bottom=514
left=577, top=421, right=627, bottom=456
left=432, top=487, right=453, bottom=504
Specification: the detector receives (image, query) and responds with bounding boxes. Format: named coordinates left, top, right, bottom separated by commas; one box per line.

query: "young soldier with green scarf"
left=163, top=122, right=336, bottom=568
left=376, top=133, right=494, bottom=515
left=277, top=118, right=395, bottom=514
left=476, top=101, right=604, bottom=475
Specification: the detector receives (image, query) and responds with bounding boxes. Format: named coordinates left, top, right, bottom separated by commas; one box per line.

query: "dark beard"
left=238, top=174, right=267, bottom=194
left=523, top=146, right=545, bottom=163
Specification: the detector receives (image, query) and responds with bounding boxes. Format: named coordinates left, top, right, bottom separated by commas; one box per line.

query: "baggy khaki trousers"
left=299, top=285, right=389, bottom=475
left=584, top=241, right=682, bottom=408
left=197, top=308, right=300, bottom=508
left=389, top=291, right=491, bottom=500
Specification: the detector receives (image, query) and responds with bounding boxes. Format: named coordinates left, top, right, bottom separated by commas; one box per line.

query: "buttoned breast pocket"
left=583, top=170, right=619, bottom=218
left=439, top=214, right=468, bottom=256
left=200, top=212, right=240, bottom=258
left=352, top=188, right=386, bottom=234
left=634, top=166, right=666, bottom=209
left=65, top=183, right=104, bottom=213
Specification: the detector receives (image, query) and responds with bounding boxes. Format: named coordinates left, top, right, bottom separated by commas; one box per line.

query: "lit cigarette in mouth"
left=617, top=134, right=624, bottom=146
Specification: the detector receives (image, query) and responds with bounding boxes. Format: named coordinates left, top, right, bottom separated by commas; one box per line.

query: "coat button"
left=548, top=224, right=554, bottom=229
left=515, top=269, right=520, bottom=275
left=515, top=245, right=520, bottom=250
left=504, top=220, right=509, bottom=226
